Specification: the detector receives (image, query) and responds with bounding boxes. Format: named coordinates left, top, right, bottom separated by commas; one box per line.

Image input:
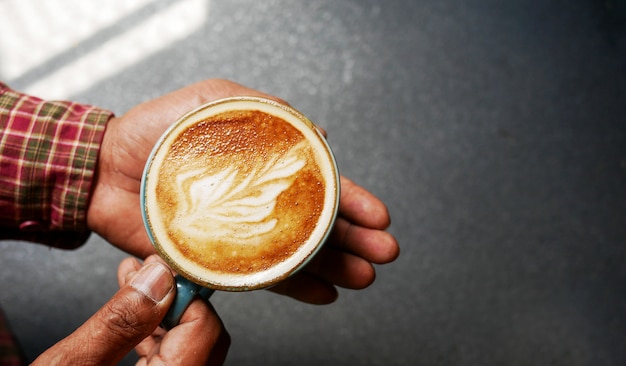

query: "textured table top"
left=1, top=1, right=625, bottom=365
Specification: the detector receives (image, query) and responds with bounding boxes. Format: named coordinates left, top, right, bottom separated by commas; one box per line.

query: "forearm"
left=0, top=83, right=112, bottom=248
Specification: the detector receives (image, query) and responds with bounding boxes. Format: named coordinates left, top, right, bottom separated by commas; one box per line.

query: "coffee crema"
left=143, top=98, right=339, bottom=291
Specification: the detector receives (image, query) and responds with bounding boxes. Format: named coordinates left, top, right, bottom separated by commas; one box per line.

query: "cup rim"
left=140, top=96, right=340, bottom=291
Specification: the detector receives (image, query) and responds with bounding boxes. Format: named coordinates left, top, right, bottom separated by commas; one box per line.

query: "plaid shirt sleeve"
left=0, top=82, right=112, bottom=249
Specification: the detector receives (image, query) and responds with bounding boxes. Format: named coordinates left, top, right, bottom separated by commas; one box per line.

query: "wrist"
left=86, top=117, right=115, bottom=234
left=86, top=116, right=156, bottom=258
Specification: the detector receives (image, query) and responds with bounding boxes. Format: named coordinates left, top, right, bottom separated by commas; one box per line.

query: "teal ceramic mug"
left=140, top=97, right=340, bottom=329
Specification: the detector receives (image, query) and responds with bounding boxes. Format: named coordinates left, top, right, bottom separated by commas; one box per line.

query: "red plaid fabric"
left=0, top=82, right=112, bottom=248
left=0, top=308, right=25, bottom=366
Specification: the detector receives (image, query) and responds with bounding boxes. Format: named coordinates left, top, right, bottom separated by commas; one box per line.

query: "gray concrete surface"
left=1, top=0, right=625, bottom=365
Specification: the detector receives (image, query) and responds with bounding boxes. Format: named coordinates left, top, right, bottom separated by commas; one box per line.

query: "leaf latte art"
left=172, top=141, right=307, bottom=243
left=149, top=108, right=334, bottom=280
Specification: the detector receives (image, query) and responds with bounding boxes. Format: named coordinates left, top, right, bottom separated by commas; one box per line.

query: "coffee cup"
left=141, top=97, right=340, bottom=328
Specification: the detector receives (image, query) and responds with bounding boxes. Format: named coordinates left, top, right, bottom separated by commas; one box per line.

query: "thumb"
left=33, top=262, right=175, bottom=366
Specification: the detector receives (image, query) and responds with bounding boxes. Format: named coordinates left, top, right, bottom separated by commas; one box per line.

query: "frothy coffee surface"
left=154, top=110, right=326, bottom=278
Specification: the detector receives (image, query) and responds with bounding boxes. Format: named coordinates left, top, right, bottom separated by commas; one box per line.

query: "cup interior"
left=141, top=97, right=340, bottom=291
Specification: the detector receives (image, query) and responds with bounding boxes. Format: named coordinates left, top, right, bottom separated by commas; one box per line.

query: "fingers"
left=118, top=256, right=143, bottom=286
left=338, top=176, right=391, bottom=230
left=270, top=178, right=399, bottom=304
left=268, top=272, right=338, bottom=305
left=268, top=246, right=380, bottom=305
left=33, top=262, right=176, bottom=366
left=305, top=246, right=377, bottom=289
left=268, top=247, right=377, bottom=304
left=118, top=255, right=170, bottom=287
left=121, top=255, right=230, bottom=365
left=145, top=79, right=288, bottom=122
left=316, top=125, right=328, bottom=138
left=136, top=297, right=229, bottom=366
left=332, top=176, right=399, bottom=268
left=188, top=78, right=288, bottom=105
left=329, top=217, right=400, bottom=264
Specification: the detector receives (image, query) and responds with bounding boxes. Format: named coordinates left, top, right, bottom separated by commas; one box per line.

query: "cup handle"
left=161, top=275, right=215, bottom=330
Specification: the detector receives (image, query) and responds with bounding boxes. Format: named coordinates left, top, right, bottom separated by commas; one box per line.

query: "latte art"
left=143, top=97, right=339, bottom=291
left=172, top=141, right=307, bottom=243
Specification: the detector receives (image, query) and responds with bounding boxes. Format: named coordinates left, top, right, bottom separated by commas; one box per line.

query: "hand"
left=32, top=255, right=229, bottom=365
left=87, top=79, right=399, bottom=304
left=87, top=79, right=277, bottom=258
left=268, top=176, right=399, bottom=303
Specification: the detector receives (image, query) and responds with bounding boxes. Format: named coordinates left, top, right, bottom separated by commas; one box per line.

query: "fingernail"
left=130, top=262, right=173, bottom=302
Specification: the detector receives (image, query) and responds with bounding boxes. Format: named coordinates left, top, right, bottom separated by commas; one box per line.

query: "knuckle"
left=98, top=294, right=155, bottom=343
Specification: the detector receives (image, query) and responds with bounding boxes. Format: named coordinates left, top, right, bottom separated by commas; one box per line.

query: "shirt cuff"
left=0, top=83, right=113, bottom=249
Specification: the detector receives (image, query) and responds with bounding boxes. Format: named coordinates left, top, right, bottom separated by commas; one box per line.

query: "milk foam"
left=172, top=141, right=307, bottom=243
left=143, top=97, right=339, bottom=291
